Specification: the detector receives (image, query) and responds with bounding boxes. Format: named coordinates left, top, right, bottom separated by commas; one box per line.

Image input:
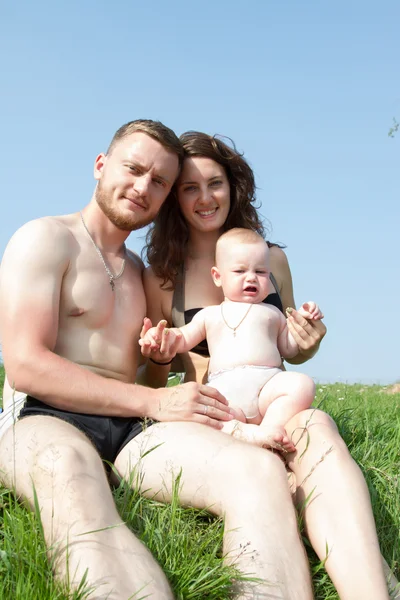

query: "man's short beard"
left=95, top=182, right=153, bottom=232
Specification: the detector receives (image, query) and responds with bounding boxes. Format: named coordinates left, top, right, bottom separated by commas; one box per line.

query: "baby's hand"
left=297, top=302, right=324, bottom=321
left=139, top=325, right=161, bottom=351
left=139, top=318, right=181, bottom=363
left=285, top=305, right=327, bottom=356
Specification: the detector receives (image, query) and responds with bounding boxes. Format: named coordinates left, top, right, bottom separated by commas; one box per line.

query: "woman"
left=142, top=131, right=394, bottom=598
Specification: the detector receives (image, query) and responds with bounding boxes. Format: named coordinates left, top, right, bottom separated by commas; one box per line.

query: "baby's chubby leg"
left=207, top=370, right=261, bottom=421
left=208, top=368, right=315, bottom=452
left=216, top=392, right=279, bottom=449
left=206, top=373, right=266, bottom=443
left=257, top=372, right=315, bottom=452
left=221, top=411, right=274, bottom=446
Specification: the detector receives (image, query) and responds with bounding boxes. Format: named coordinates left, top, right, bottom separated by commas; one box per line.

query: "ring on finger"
left=203, top=405, right=208, bottom=416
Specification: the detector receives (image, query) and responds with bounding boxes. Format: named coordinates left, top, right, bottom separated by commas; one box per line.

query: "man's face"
left=94, top=132, right=180, bottom=231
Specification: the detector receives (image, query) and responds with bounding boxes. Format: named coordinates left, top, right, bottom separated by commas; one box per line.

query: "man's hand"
left=139, top=318, right=182, bottom=364
left=153, top=382, right=237, bottom=430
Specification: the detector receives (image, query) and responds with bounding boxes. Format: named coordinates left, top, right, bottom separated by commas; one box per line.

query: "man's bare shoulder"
left=3, top=215, right=76, bottom=262
left=0, top=216, right=77, bottom=321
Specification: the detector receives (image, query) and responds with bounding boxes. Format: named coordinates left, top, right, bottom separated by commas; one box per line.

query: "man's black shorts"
left=19, top=396, right=152, bottom=464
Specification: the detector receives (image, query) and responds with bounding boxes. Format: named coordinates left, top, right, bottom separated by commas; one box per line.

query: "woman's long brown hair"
left=145, top=131, right=267, bottom=288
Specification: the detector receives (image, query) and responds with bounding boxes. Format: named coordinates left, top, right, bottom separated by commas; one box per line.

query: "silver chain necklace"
left=80, top=212, right=126, bottom=291
left=220, top=302, right=253, bottom=337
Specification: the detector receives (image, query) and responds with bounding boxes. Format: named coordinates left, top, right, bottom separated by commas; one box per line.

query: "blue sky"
left=1, top=1, right=399, bottom=383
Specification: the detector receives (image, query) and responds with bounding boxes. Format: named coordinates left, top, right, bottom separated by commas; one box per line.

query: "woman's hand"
left=285, top=306, right=326, bottom=360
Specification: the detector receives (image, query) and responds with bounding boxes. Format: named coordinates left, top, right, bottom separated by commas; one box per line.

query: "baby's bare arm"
left=276, top=312, right=300, bottom=359
left=170, top=310, right=208, bottom=352
left=140, top=310, right=208, bottom=359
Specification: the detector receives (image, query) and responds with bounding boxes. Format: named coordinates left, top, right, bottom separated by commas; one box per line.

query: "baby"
left=141, top=228, right=323, bottom=452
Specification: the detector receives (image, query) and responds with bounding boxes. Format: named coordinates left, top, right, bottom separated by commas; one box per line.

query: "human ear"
left=211, top=266, right=222, bottom=287
left=94, top=153, right=107, bottom=181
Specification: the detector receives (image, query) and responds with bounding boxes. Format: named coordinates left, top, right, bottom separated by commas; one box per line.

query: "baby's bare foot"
left=257, top=424, right=296, bottom=453
left=221, top=421, right=296, bottom=452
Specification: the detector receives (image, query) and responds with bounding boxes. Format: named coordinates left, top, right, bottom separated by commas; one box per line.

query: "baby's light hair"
left=216, top=228, right=266, bottom=265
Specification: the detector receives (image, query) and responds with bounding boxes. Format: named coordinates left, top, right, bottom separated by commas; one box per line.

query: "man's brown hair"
left=107, top=119, right=184, bottom=166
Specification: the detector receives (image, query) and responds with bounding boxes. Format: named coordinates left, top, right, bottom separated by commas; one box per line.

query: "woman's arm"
left=269, top=246, right=326, bottom=364
left=136, top=267, right=174, bottom=388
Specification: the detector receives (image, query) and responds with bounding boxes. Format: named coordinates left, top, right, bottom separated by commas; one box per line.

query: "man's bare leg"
left=115, top=422, right=314, bottom=600
left=0, top=416, right=173, bottom=600
left=286, top=409, right=392, bottom=600
left=382, top=558, right=400, bottom=599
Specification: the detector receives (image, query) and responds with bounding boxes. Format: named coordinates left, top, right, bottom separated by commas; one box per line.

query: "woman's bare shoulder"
left=268, top=245, right=295, bottom=310
left=143, top=265, right=169, bottom=290
left=269, top=245, right=290, bottom=269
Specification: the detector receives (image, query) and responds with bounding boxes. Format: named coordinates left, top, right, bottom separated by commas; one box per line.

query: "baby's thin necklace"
left=220, top=302, right=253, bottom=337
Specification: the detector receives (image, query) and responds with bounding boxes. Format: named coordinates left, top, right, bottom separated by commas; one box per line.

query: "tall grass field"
left=0, top=364, right=399, bottom=599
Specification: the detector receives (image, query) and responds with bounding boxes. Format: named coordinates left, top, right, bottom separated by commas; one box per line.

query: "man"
left=0, top=120, right=312, bottom=599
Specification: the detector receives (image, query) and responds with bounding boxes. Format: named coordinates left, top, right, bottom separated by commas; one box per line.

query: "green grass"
left=1, top=367, right=399, bottom=599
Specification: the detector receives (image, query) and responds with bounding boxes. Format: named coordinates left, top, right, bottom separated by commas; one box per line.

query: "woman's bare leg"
left=285, top=408, right=392, bottom=600
left=0, top=416, right=173, bottom=600
left=115, top=421, right=314, bottom=600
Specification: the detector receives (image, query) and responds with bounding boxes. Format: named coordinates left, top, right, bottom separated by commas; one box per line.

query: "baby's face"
left=218, top=242, right=270, bottom=303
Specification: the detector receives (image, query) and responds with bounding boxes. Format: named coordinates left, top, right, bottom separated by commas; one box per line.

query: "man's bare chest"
left=58, top=257, right=146, bottom=334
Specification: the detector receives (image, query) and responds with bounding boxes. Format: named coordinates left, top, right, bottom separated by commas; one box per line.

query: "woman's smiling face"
left=176, top=156, right=230, bottom=234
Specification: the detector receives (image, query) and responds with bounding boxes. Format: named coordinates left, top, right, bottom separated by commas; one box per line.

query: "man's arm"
left=0, top=218, right=146, bottom=416
left=0, top=220, right=233, bottom=428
